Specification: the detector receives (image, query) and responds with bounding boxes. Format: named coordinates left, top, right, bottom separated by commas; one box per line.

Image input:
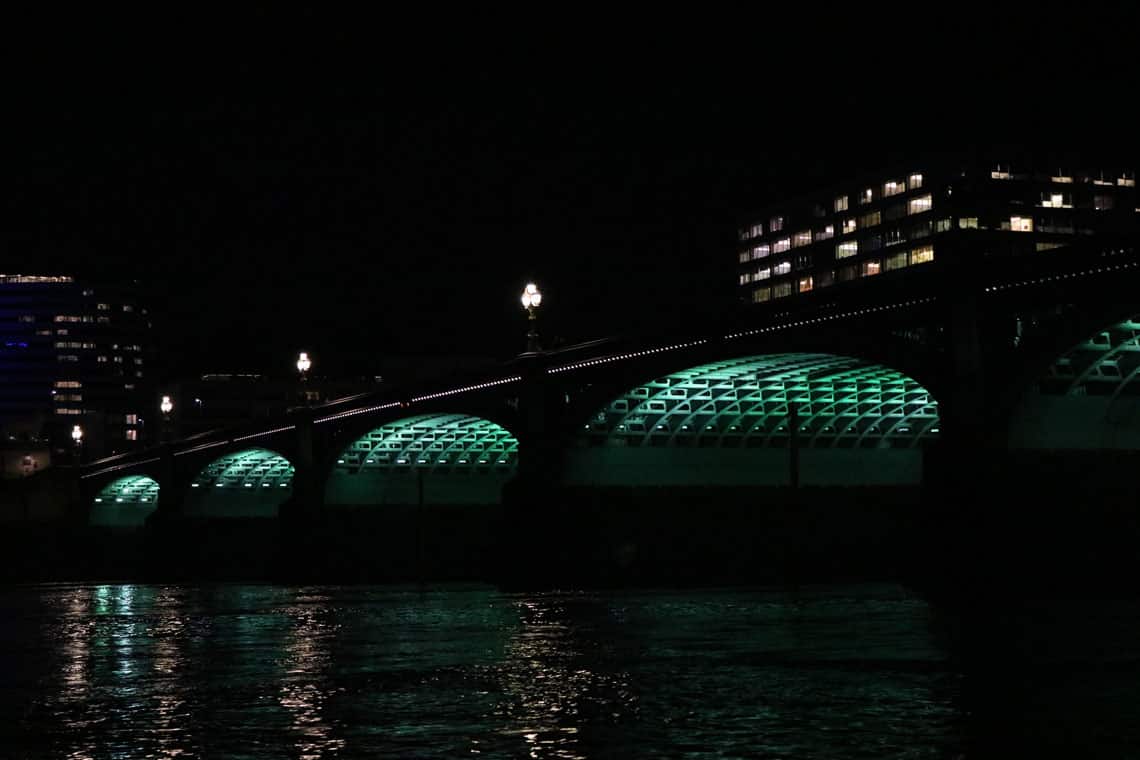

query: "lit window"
left=885, top=229, right=906, bottom=246
left=992, top=164, right=1011, bottom=180
left=773, top=261, right=791, bottom=275
left=792, top=231, right=812, bottom=248
left=97, top=356, right=108, bottom=363
left=910, top=245, right=934, bottom=265
left=125, top=429, right=138, bottom=441
left=883, top=251, right=909, bottom=271
left=882, top=180, right=905, bottom=197
left=834, top=195, right=848, bottom=212
left=125, top=414, right=138, bottom=425
left=842, top=218, right=856, bottom=235
left=773, top=282, right=793, bottom=299
left=54, top=380, right=82, bottom=388
left=97, top=316, right=110, bottom=323
left=958, top=217, right=979, bottom=229
left=18, top=315, right=35, bottom=323
left=798, top=276, right=813, bottom=293
left=1093, top=195, right=1114, bottom=211
left=1040, top=192, right=1072, bottom=208
left=122, top=304, right=134, bottom=313
left=769, top=216, right=784, bottom=232
left=57, top=355, right=79, bottom=362
left=860, top=210, right=881, bottom=228
left=1119, top=171, right=1135, bottom=187
left=113, top=356, right=123, bottom=363
left=1009, top=216, right=1033, bottom=232
left=861, top=259, right=881, bottom=277
left=907, top=194, right=932, bottom=214
left=738, top=251, right=750, bottom=264
left=1050, top=171, right=1073, bottom=184
left=752, top=287, right=771, bottom=303
left=97, top=303, right=110, bottom=310
left=836, top=241, right=858, bottom=259
left=935, top=217, right=953, bottom=233
left=752, top=244, right=770, bottom=260
left=755, top=267, right=771, bottom=281
left=813, top=225, right=834, bottom=242
left=738, top=273, right=752, bottom=285
left=56, top=408, right=83, bottom=415
left=773, top=238, right=790, bottom=253
left=908, top=173, right=923, bottom=189
left=860, top=187, right=874, bottom=205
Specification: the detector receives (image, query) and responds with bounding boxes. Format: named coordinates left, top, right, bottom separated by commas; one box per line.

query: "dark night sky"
left=5, top=12, right=1136, bottom=381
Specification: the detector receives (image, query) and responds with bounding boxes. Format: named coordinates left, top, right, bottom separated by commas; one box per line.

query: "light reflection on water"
left=3, top=583, right=1140, bottom=757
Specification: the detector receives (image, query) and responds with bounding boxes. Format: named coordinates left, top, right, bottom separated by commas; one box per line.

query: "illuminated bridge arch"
left=1011, top=315, right=1140, bottom=448
left=326, top=413, right=519, bottom=505
left=566, top=353, right=939, bottom=486
left=91, top=475, right=160, bottom=527
left=184, top=447, right=295, bottom=518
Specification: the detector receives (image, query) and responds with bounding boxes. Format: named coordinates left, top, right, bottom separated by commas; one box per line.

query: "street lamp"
left=71, top=424, right=84, bottom=466
left=520, top=282, right=543, bottom=353
left=160, top=395, right=174, bottom=443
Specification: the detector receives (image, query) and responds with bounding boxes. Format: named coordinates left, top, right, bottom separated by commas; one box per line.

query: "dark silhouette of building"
left=0, top=274, right=152, bottom=460
left=736, top=155, right=1137, bottom=304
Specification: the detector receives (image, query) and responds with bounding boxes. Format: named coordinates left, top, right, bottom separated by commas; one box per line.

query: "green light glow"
left=327, top=414, right=519, bottom=505
left=1038, top=316, right=1140, bottom=399
left=191, top=448, right=295, bottom=490
left=583, top=353, right=939, bottom=449
left=334, top=413, right=518, bottom=475
left=92, top=475, right=160, bottom=507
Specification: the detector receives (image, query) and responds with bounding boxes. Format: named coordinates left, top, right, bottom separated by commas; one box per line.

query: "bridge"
left=70, top=232, right=1140, bottom=589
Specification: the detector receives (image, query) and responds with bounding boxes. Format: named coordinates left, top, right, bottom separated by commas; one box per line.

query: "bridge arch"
left=565, top=352, right=940, bottom=486
left=184, top=446, right=295, bottom=518
left=90, top=475, right=160, bottom=527
left=325, top=413, right=519, bottom=505
left=1009, top=314, right=1140, bottom=449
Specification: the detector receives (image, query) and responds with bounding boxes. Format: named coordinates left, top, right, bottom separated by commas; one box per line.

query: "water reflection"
left=278, top=589, right=345, bottom=759
left=493, top=596, right=638, bottom=759
left=15, top=583, right=1140, bottom=757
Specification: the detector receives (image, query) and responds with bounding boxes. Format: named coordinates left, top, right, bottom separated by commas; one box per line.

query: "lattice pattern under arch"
left=190, top=448, right=295, bottom=491
left=582, top=353, right=940, bottom=450
left=334, top=413, right=519, bottom=475
left=93, top=475, right=160, bottom=507
left=1038, top=316, right=1140, bottom=399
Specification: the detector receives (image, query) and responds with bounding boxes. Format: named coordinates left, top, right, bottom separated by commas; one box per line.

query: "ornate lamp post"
left=520, top=282, right=543, bottom=353
left=70, top=424, right=84, bottom=466
left=160, top=395, right=174, bottom=443
left=296, top=351, right=313, bottom=407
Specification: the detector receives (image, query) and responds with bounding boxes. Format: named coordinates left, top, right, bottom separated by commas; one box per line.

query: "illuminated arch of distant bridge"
left=567, top=353, right=940, bottom=486
left=185, top=447, right=295, bottom=518
left=91, top=475, right=160, bottom=527
left=584, top=353, right=939, bottom=449
left=1013, top=315, right=1140, bottom=448
left=327, top=413, right=519, bottom=505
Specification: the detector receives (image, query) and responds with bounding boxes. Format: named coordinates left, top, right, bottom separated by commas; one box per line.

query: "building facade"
left=0, top=275, right=152, bottom=460
left=737, top=159, right=1137, bottom=304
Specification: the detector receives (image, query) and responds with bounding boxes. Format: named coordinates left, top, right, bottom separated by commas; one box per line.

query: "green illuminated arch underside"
left=191, top=448, right=295, bottom=490
left=335, top=413, right=519, bottom=475
left=94, top=475, right=160, bottom=506
left=1040, top=316, right=1140, bottom=399
left=585, top=353, right=940, bottom=449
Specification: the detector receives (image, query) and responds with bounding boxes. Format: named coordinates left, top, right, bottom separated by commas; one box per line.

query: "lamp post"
left=296, top=351, right=313, bottom=406
left=160, top=395, right=174, bottom=443
left=71, top=424, right=84, bottom=467
left=520, top=282, right=543, bottom=353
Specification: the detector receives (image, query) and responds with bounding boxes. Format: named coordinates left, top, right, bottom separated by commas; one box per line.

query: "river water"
left=1, top=583, right=1138, bottom=758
